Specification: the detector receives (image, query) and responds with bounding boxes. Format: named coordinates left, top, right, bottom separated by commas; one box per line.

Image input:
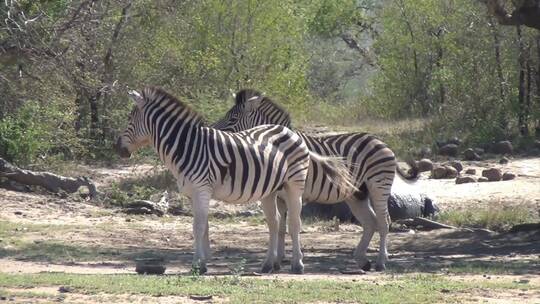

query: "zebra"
left=115, top=87, right=355, bottom=274
left=212, top=89, right=418, bottom=271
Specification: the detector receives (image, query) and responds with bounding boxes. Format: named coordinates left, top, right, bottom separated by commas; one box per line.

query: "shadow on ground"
left=1, top=228, right=538, bottom=275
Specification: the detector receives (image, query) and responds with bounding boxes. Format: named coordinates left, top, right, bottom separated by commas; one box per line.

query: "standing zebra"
left=212, top=89, right=418, bottom=271
left=115, top=87, right=355, bottom=274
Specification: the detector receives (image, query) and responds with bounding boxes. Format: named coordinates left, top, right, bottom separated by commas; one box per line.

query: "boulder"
left=446, top=137, right=462, bottom=146
left=493, top=141, right=513, bottom=155
left=499, top=157, right=509, bottom=164
left=456, top=176, right=476, bottom=184
left=482, top=168, right=502, bottom=181
left=418, top=147, right=432, bottom=158
left=502, top=172, right=516, bottom=181
left=301, top=191, right=439, bottom=222
left=473, top=148, right=485, bottom=155
left=431, top=165, right=448, bottom=179
left=438, top=144, right=459, bottom=157
left=463, top=148, right=481, bottom=161
left=464, top=168, right=476, bottom=175
left=417, top=159, right=434, bottom=172
left=445, top=166, right=458, bottom=178
left=447, top=161, right=463, bottom=173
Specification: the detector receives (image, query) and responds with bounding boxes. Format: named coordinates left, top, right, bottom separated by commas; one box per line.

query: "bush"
left=0, top=100, right=84, bottom=165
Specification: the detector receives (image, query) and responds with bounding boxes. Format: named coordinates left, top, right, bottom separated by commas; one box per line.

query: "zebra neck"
left=150, top=115, right=207, bottom=178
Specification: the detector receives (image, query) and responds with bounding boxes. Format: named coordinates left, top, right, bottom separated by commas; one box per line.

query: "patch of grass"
left=389, top=258, right=540, bottom=275
left=0, top=288, right=57, bottom=302
left=436, top=206, right=539, bottom=231
left=0, top=273, right=534, bottom=303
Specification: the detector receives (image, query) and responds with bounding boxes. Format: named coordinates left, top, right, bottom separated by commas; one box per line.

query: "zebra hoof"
left=375, top=263, right=386, bottom=272
left=361, top=261, right=372, bottom=272
left=261, top=263, right=274, bottom=274
left=291, top=263, right=304, bottom=274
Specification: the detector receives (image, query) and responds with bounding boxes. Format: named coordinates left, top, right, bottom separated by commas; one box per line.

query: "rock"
left=473, top=148, right=485, bottom=155
left=446, top=137, right=462, bottom=146
left=502, top=172, right=516, bottom=181
left=212, top=211, right=233, bottom=219
left=167, top=206, right=191, bottom=216
left=135, top=258, right=166, bottom=275
left=418, top=147, right=432, bottom=158
left=445, top=166, right=458, bottom=178
left=456, top=176, right=476, bottom=184
left=58, top=286, right=71, bottom=293
left=417, top=159, right=433, bottom=172
left=447, top=161, right=463, bottom=173
left=388, top=192, right=439, bottom=220
left=236, top=210, right=259, bottom=217
left=13, top=211, right=23, bottom=215
left=493, top=140, right=513, bottom=155
left=463, top=148, right=481, bottom=161
left=499, top=157, right=509, bottom=164
left=464, top=168, right=476, bottom=175
left=438, top=144, right=459, bottom=157
left=478, top=177, right=489, bottom=182
left=303, top=191, right=439, bottom=222
left=431, top=165, right=448, bottom=179
left=482, top=168, right=502, bottom=181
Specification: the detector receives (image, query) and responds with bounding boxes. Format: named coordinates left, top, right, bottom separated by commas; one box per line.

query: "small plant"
left=229, top=258, right=247, bottom=277
left=189, top=264, right=201, bottom=281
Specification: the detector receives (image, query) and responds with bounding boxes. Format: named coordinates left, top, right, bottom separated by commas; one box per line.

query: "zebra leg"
left=276, top=196, right=288, bottom=268
left=346, top=198, right=376, bottom=271
left=191, top=190, right=211, bottom=275
left=284, top=187, right=304, bottom=274
left=367, top=181, right=392, bottom=271
left=260, top=193, right=279, bottom=273
left=204, top=222, right=211, bottom=259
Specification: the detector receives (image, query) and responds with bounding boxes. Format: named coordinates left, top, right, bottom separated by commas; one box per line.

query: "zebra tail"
left=396, top=158, right=419, bottom=182
left=308, top=151, right=358, bottom=194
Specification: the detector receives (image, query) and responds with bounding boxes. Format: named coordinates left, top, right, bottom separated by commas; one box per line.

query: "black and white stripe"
left=212, top=89, right=418, bottom=271
left=116, top=87, right=315, bottom=274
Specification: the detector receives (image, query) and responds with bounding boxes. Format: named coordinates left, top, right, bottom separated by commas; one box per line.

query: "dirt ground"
left=0, top=157, right=539, bottom=303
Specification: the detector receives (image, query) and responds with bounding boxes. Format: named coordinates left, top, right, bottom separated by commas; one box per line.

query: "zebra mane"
left=234, top=89, right=291, bottom=121
left=141, top=86, right=205, bottom=125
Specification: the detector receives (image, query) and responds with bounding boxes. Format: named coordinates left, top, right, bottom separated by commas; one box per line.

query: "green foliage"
left=306, top=0, right=363, bottom=37
left=367, top=0, right=540, bottom=144
left=0, top=100, right=83, bottom=165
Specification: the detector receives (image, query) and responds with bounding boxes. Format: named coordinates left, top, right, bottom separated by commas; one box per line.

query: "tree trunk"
left=489, top=17, right=509, bottom=134
left=536, top=34, right=540, bottom=137
left=517, top=26, right=529, bottom=136
left=436, top=44, right=446, bottom=106
left=89, top=91, right=102, bottom=140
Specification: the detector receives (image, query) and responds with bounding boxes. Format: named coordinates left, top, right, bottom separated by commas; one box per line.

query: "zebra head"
left=115, top=90, right=151, bottom=158
left=211, top=89, right=265, bottom=132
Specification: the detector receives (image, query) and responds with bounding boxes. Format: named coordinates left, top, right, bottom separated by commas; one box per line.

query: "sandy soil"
left=0, top=157, right=539, bottom=303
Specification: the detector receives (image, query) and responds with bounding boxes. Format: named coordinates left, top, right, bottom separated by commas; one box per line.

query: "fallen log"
left=0, top=157, right=97, bottom=199
left=396, top=217, right=457, bottom=230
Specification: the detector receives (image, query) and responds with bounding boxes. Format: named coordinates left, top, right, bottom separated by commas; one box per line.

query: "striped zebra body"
left=116, top=87, right=317, bottom=274
left=212, top=89, right=418, bottom=271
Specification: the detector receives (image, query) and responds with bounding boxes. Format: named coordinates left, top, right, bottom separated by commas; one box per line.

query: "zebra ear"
left=128, top=90, right=144, bottom=109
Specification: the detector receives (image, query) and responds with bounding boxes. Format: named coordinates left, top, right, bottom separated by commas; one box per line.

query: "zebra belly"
left=211, top=177, right=276, bottom=204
